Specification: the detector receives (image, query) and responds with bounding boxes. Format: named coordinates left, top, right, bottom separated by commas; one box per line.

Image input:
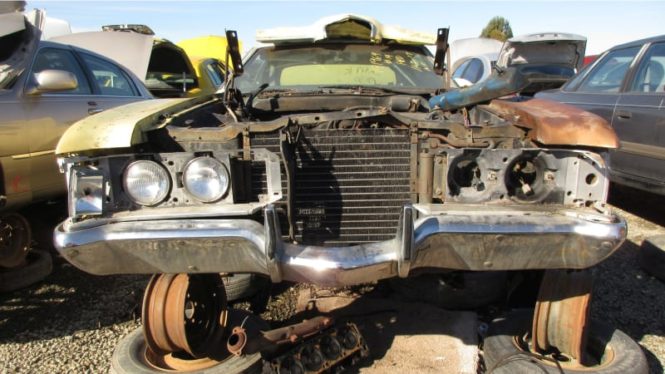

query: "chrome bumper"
left=54, top=204, right=626, bottom=287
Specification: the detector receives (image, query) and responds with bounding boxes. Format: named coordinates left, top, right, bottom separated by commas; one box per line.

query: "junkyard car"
left=537, top=34, right=665, bottom=195
left=0, top=6, right=150, bottom=272
left=53, top=15, right=647, bottom=373
left=55, top=25, right=228, bottom=98
left=452, top=32, right=586, bottom=94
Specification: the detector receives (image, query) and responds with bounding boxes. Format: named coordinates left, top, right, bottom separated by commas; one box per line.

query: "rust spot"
left=489, top=98, right=619, bottom=149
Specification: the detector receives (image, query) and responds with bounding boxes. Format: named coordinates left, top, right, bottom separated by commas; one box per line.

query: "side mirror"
left=225, top=30, right=244, bottom=77
left=27, top=69, right=78, bottom=95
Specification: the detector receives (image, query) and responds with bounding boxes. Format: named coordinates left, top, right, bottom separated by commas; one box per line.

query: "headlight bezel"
left=181, top=156, right=230, bottom=203
left=122, top=159, right=171, bottom=206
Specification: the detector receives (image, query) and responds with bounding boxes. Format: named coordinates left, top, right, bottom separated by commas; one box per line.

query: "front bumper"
left=54, top=204, right=626, bottom=287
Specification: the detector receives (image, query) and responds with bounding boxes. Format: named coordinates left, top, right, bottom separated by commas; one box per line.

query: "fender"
left=55, top=96, right=213, bottom=155
left=489, top=98, right=619, bottom=149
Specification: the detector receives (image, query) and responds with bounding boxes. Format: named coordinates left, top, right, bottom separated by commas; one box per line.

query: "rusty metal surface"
left=532, top=269, right=593, bottom=364
left=0, top=213, right=31, bottom=268
left=489, top=98, right=619, bottom=148
left=142, top=273, right=227, bottom=358
left=228, top=316, right=333, bottom=356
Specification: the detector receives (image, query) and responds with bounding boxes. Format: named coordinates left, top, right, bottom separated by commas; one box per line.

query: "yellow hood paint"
left=56, top=97, right=210, bottom=155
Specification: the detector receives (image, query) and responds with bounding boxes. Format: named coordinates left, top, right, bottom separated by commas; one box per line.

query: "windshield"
left=235, top=43, right=443, bottom=93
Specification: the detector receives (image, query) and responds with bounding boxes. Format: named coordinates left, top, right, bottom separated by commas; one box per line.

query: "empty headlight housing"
left=123, top=160, right=170, bottom=206
left=182, top=157, right=229, bottom=202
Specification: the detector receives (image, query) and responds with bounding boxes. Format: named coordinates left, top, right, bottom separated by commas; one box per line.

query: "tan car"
left=0, top=13, right=150, bottom=269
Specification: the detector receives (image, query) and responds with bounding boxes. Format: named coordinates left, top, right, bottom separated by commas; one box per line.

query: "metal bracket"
left=433, top=28, right=450, bottom=76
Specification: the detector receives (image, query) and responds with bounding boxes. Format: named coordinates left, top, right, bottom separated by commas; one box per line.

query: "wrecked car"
left=0, top=4, right=149, bottom=286
left=53, top=15, right=646, bottom=373
left=451, top=32, right=585, bottom=91
left=54, top=25, right=228, bottom=98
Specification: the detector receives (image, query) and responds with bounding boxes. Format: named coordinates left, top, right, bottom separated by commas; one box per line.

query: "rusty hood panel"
left=489, top=98, right=619, bottom=149
left=56, top=97, right=210, bottom=155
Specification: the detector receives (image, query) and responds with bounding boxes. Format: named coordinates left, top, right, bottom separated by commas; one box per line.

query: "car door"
left=22, top=45, right=97, bottom=200
left=537, top=46, right=643, bottom=122
left=77, top=51, right=145, bottom=113
left=611, top=41, right=665, bottom=188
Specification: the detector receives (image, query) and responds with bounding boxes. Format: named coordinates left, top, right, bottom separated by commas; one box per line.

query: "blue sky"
left=29, top=1, right=664, bottom=55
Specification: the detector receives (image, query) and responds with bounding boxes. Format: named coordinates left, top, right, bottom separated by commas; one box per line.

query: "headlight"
left=123, top=160, right=170, bottom=206
left=183, top=157, right=229, bottom=202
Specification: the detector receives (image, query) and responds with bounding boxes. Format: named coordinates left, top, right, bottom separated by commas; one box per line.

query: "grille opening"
left=252, top=128, right=411, bottom=246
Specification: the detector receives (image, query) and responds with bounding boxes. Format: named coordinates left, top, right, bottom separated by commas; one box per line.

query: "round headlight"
left=183, top=157, right=229, bottom=202
left=123, top=160, right=170, bottom=206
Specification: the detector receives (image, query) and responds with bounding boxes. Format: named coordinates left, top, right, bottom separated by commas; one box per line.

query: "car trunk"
left=497, top=32, right=587, bottom=95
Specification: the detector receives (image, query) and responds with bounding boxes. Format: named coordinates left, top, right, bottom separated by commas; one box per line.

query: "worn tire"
left=0, top=250, right=52, bottom=293
left=639, top=235, right=665, bottom=282
left=110, top=327, right=262, bottom=374
left=222, top=274, right=268, bottom=301
left=0, top=212, right=32, bottom=268
left=483, top=310, right=648, bottom=374
left=390, top=271, right=507, bottom=310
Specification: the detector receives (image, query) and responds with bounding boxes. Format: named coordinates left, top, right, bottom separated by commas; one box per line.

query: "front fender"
left=55, top=96, right=212, bottom=156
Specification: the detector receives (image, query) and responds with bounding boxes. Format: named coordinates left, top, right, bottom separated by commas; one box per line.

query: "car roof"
left=610, top=34, right=665, bottom=51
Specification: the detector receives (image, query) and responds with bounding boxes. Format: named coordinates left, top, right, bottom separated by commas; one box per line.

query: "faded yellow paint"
left=56, top=96, right=212, bottom=155
left=177, top=36, right=242, bottom=64
left=281, top=64, right=396, bottom=86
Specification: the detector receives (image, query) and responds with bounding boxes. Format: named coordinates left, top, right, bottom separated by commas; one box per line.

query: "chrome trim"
left=55, top=204, right=627, bottom=287
left=619, top=141, right=665, bottom=161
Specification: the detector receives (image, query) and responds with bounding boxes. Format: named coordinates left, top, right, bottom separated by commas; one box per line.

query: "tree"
left=480, top=16, right=514, bottom=42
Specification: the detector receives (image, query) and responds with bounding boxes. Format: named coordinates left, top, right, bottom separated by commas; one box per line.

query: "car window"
left=452, top=59, right=472, bottom=79
left=462, top=58, right=484, bottom=84
left=80, top=53, right=138, bottom=96
left=204, top=60, right=225, bottom=88
left=236, top=43, right=444, bottom=93
left=31, top=47, right=91, bottom=94
left=629, top=42, right=665, bottom=93
left=576, top=46, right=641, bottom=93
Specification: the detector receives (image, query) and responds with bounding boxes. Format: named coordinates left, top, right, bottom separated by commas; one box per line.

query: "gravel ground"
left=1, top=184, right=664, bottom=373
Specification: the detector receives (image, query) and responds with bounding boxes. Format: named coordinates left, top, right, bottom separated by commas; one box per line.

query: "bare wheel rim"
left=532, top=269, right=593, bottom=366
left=142, top=273, right=227, bottom=358
left=0, top=213, right=31, bottom=268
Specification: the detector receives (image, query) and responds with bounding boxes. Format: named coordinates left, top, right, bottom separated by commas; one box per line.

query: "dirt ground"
left=0, top=184, right=664, bottom=373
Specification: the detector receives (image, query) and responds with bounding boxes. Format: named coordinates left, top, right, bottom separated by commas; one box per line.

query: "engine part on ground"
left=639, top=235, right=665, bottom=281
left=0, top=212, right=31, bottom=268
left=222, top=273, right=269, bottom=301
left=389, top=271, right=508, bottom=310
left=110, top=326, right=263, bottom=374
left=142, top=273, right=227, bottom=358
left=227, top=316, right=333, bottom=356
left=532, top=269, right=592, bottom=364
left=262, top=322, right=368, bottom=374
left=483, top=309, right=648, bottom=374
left=0, top=250, right=52, bottom=292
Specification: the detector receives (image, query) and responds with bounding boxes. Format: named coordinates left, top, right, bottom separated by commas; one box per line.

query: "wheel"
left=532, top=269, right=592, bottom=362
left=483, top=309, right=648, bottom=374
left=110, top=327, right=262, bottom=374
left=0, top=250, right=52, bottom=293
left=639, top=235, right=665, bottom=281
left=142, top=274, right=227, bottom=358
left=0, top=213, right=32, bottom=268
left=222, top=273, right=268, bottom=301
left=389, top=271, right=507, bottom=309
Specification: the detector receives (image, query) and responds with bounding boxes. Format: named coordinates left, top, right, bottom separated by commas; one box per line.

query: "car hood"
left=51, top=31, right=154, bottom=80
left=497, top=32, right=586, bottom=71
left=256, top=13, right=435, bottom=45
left=0, top=3, right=41, bottom=89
